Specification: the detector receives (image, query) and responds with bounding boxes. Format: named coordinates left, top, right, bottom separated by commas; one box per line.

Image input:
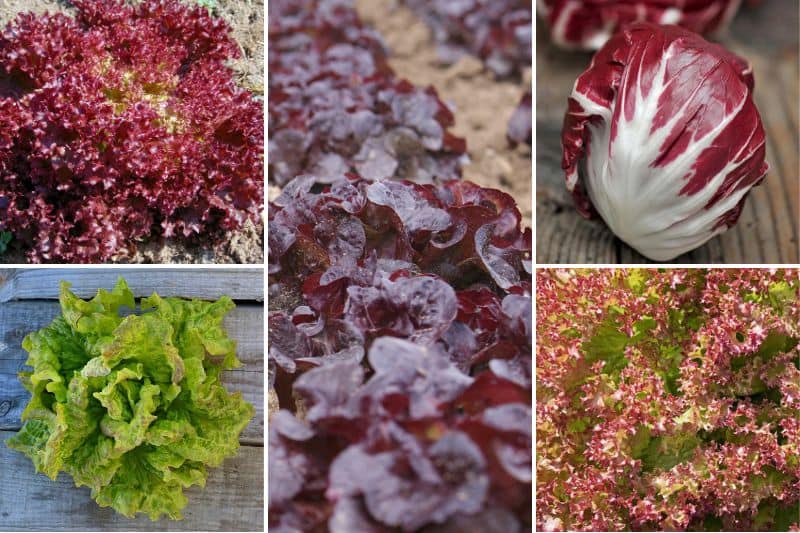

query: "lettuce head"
left=6, top=278, right=255, bottom=520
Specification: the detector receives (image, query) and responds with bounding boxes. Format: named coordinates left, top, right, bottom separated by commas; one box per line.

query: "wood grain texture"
left=0, top=431, right=263, bottom=532
left=0, top=268, right=264, bottom=303
left=536, top=0, right=799, bottom=264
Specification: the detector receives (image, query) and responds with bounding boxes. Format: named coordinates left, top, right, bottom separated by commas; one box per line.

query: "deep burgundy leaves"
left=346, top=276, right=458, bottom=344
left=268, top=1, right=531, bottom=528
left=293, top=360, right=365, bottom=427
left=268, top=0, right=466, bottom=186
left=327, top=428, right=489, bottom=531
left=269, top=174, right=531, bottom=531
left=0, top=0, right=263, bottom=262
left=268, top=410, right=316, bottom=507
left=507, top=92, right=532, bottom=146
left=403, top=0, right=532, bottom=78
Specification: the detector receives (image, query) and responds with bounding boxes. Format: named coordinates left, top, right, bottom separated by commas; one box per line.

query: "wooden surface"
left=536, top=0, right=799, bottom=264
left=0, top=268, right=264, bottom=303
left=0, top=269, right=264, bottom=531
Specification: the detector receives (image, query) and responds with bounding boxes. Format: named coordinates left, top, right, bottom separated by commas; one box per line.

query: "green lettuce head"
left=7, top=278, right=254, bottom=520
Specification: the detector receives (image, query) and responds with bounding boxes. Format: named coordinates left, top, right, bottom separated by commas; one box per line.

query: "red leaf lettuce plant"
left=269, top=173, right=532, bottom=531
left=536, top=269, right=800, bottom=531
left=268, top=0, right=467, bottom=186
left=403, top=0, right=532, bottom=78
left=0, top=0, right=263, bottom=262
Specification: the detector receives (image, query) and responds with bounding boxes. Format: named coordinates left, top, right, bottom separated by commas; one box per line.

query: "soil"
left=354, top=0, right=532, bottom=229
left=0, top=0, right=264, bottom=264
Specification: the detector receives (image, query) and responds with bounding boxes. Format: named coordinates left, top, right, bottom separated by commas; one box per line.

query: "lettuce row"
left=7, top=278, right=254, bottom=520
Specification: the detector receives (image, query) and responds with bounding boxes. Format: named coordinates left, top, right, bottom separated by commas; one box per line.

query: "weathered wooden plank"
left=535, top=0, right=799, bottom=264
left=0, top=301, right=264, bottom=444
left=0, top=431, right=263, bottom=531
left=753, top=54, right=799, bottom=263
left=0, top=269, right=264, bottom=303
left=0, top=300, right=264, bottom=368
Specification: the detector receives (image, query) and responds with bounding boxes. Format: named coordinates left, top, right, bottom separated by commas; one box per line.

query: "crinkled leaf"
left=6, top=277, right=253, bottom=520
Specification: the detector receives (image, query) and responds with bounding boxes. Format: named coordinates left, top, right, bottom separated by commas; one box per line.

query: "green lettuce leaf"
left=6, top=277, right=254, bottom=520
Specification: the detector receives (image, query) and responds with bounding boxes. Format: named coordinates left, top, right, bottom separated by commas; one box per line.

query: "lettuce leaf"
left=6, top=278, right=254, bottom=520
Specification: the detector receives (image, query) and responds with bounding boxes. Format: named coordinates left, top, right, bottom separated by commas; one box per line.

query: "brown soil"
left=354, top=0, right=532, bottom=229
left=0, top=0, right=264, bottom=264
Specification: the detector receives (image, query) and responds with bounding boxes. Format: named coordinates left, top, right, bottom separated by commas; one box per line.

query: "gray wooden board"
left=0, top=269, right=264, bottom=303
left=536, top=0, right=799, bottom=264
left=0, top=431, right=263, bottom=531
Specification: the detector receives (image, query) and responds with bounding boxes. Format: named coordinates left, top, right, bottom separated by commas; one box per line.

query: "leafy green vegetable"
left=0, top=230, right=11, bottom=254
left=625, top=269, right=648, bottom=295
left=629, top=424, right=652, bottom=459
left=567, top=416, right=591, bottom=434
left=767, top=280, right=796, bottom=309
left=702, top=515, right=724, bottom=531
left=582, top=317, right=630, bottom=377
left=657, top=344, right=683, bottom=396
left=755, top=331, right=798, bottom=360
left=7, top=278, right=254, bottom=520
left=639, top=432, right=700, bottom=472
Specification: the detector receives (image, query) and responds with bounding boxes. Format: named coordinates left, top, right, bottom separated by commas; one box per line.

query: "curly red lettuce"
left=0, top=0, right=263, bottom=262
left=537, top=269, right=800, bottom=531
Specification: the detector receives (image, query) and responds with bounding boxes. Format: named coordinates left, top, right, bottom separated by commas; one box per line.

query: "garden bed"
left=267, top=1, right=532, bottom=530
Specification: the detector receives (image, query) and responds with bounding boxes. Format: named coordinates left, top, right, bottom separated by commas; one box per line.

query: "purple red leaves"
left=366, top=181, right=452, bottom=234
left=0, top=0, right=263, bottom=262
left=268, top=2, right=531, bottom=529
left=540, top=0, right=742, bottom=50
left=269, top=174, right=531, bottom=530
left=346, top=276, right=458, bottom=344
left=508, top=92, right=532, bottom=146
left=268, top=410, right=316, bottom=507
left=328, top=429, right=489, bottom=531
left=562, top=23, right=767, bottom=261
left=536, top=269, right=800, bottom=531
left=268, top=0, right=466, bottom=186
left=403, top=0, right=532, bottom=79
left=294, top=361, right=365, bottom=427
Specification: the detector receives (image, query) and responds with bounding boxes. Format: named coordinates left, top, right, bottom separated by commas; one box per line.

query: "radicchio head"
left=539, top=0, right=742, bottom=50
left=561, top=23, right=767, bottom=261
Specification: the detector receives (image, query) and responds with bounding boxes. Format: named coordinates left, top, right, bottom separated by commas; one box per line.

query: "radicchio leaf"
left=540, top=0, right=742, bottom=50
